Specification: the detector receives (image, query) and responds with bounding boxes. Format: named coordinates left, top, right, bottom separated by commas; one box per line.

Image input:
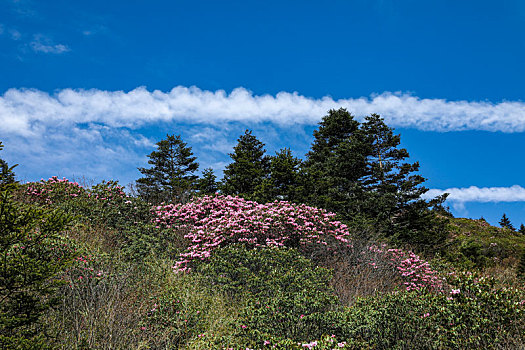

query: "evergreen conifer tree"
left=301, top=108, right=370, bottom=218
left=499, top=213, right=515, bottom=230
left=360, top=114, right=448, bottom=245
left=196, top=167, right=219, bottom=195
left=136, top=134, right=199, bottom=203
left=0, top=185, right=76, bottom=348
left=0, top=141, right=17, bottom=188
left=254, top=148, right=302, bottom=203
left=302, top=109, right=448, bottom=247
left=221, top=130, right=269, bottom=199
left=518, top=223, right=525, bottom=235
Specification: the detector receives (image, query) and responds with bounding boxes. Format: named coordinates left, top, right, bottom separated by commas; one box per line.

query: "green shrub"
left=458, top=237, right=492, bottom=267
left=443, top=217, right=525, bottom=270
left=196, top=245, right=347, bottom=344
left=22, top=179, right=184, bottom=262
left=343, top=272, right=524, bottom=349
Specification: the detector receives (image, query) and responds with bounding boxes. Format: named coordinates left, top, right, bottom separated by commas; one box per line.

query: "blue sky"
left=1, top=0, right=525, bottom=227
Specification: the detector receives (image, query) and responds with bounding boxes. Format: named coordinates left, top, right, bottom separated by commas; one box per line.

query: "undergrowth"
left=1, top=179, right=524, bottom=349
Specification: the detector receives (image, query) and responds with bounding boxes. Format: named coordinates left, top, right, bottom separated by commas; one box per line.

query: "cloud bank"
left=2, top=86, right=525, bottom=136
left=424, top=185, right=525, bottom=203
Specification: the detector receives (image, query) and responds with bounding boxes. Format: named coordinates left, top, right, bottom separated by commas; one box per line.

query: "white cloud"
left=2, top=86, right=525, bottom=137
left=424, top=185, right=525, bottom=203
left=9, top=29, right=21, bottom=40
left=29, top=35, right=69, bottom=54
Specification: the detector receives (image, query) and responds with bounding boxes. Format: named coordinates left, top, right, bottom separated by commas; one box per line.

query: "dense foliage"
left=0, top=185, right=77, bottom=348
left=344, top=272, right=524, bottom=349
left=2, top=175, right=523, bottom=349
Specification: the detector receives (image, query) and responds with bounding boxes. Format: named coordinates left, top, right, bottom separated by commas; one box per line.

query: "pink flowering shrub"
left=23, top=177, right=129, bottom=206
left=21, top=177, right=145, bottom=229
left=153, top=195, right=352, bottom=272
left=88, top=180, right=128, bottom=203
left=153, top=194, right=443, bottom=293
left=366, top=245, right=443, bottom=292
left=24, top=176, right=85, bottom=204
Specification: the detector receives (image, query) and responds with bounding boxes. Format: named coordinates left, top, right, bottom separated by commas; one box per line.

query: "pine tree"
left=0, top=141, right=17, bottom=188
left=499, top=213, right=515, bottom=230
left=302, top=109, right=447, bottom=248
left=301, top=108, right=370, bottom=218
left=0, top=185, right=76, bottom=348
left=221, top=130, right=269, bottom=199
left=254, top=148, right=302, bottom=203
left=360, top=114, right=448, bottom=246
left=196, top=167, right=218, bottom=195
left=518, top=223, right=525, bottom=235
left=136, top=134, right=199, bottom=204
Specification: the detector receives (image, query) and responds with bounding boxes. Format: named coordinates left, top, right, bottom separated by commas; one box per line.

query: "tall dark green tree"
left=519, top=223, right=525, bottom=235
left=360, top=114, right=448, bottom=245
left=499, top=213, right=515, bottom=230
left=221, top=130, right=269, bottom=199
left=136, top=134, right=199, bottom=203
left=0, top=141, right=17, bottom=188
left=196, top=167, right=219, bottom=195
left=254, top=148, right=302, bottom=203
left=302, top=109, right=447, bottom=248
left=301, top=109, right=370, bottom=218
left=1, top=185, right=76, bottom=348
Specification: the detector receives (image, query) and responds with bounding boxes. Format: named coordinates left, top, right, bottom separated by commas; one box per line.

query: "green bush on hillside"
left=343, top=272, right=524, bottom=349
left=21, top=179, right=183, bottom=262
left=196, top=245, right=346, bottom=345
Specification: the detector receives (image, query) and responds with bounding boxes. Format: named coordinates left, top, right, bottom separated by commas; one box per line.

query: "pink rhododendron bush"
left=364, top=245, right=443, bottom=291
left=23, top=176, right=129, bottom=205
left=24, top=176, right=85, bottom=204
left=153, top=195, right=443, bottom=291
left=154, top=195, right=352, bottom=272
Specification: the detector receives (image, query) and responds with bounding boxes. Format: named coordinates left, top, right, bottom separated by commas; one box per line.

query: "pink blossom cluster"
left=153, top=195, right=442, bottom=291
left=367, top=245, right=443, bottom=291
left=24, top=177, right=128, bottom=204
left=153, top=195, right=352, bottom=272
left=25, top=176, right=84, bottom=204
